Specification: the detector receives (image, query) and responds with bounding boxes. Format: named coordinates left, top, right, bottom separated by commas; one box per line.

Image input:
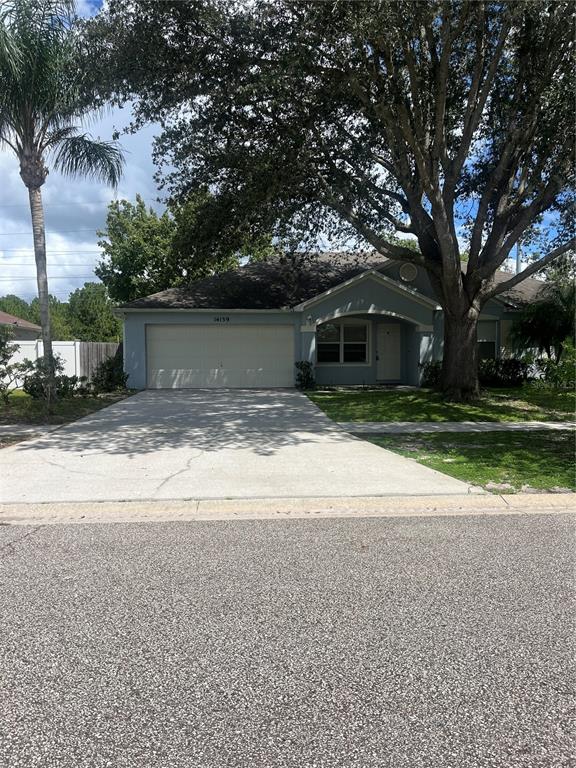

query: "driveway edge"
left=0, top=493, right=573, bottom=525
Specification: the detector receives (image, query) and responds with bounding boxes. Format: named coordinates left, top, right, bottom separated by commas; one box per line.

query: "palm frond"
left=0, top=18, right=20, bottom=74
left=52, top=132, right=124, bottom=187
left=41, top=123, right=77, bottom=148
left=2, top=0, right=75, bottom=37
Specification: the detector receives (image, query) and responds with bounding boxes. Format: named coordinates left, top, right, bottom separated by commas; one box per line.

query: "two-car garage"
left=146, top=324, right=295, bottom=389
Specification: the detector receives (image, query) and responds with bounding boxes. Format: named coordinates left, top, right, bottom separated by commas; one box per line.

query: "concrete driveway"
left=0, top=390, right=470, bottom=504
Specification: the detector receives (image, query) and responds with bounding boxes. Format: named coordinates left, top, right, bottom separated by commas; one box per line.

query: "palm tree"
left=0, top=0, right=123, bottom=403
left=510, top=280, right=576, bottom=362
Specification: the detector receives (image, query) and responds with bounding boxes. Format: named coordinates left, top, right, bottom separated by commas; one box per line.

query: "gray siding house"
left=117, top=253, right=541, bottom=390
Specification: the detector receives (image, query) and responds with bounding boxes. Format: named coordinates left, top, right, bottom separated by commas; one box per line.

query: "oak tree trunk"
left=441, top=309, right=481, bottom=401
left=28, top=185, right=56, bottom=407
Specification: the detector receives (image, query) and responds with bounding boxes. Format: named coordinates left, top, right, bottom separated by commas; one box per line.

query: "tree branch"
left=476, top=162, right=571, bottom=282
left=325, top=192, right=426, bottom=267
left=480, top=239, right=576, bottom=301
left=446, top=12, right=512, bottom=192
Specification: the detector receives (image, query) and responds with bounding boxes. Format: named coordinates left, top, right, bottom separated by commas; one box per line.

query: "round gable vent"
left=399, top=263, right=418, bottom=282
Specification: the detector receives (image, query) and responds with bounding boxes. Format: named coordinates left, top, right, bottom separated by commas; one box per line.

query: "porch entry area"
left=313, top=315, right=420, bottom=387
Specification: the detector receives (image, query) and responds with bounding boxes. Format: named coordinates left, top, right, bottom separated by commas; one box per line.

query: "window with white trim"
left=317, top=320, right=369, bottom=364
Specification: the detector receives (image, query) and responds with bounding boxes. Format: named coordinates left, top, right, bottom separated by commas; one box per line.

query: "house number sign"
left=213, top=316, right=230, bottom=323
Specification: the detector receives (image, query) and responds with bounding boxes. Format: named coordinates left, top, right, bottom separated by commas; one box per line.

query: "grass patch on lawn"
left=308, top=386, right=575, bottom=423
left=362, top=430, right=575, bottom=493
left=0, top=390, right=129, bottom=426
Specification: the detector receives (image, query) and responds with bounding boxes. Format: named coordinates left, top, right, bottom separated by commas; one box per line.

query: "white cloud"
left=75, top=0, right=102, bottom=19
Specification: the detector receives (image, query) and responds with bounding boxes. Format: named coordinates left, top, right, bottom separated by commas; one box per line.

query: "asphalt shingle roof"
left=0, top=311, right=42, bottom=331
left=118, top=252, right=544, bottom=311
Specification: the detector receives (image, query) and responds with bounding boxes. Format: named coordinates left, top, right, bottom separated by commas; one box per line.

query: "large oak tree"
left=84, top=0, right=575, bottom=399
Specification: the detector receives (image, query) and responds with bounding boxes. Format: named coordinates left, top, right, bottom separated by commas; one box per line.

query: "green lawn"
left=0, top=390, right=129, bottom=426
left=308, top=386, right=576, bottom=423
left=362, top=431, right=575, bottom=493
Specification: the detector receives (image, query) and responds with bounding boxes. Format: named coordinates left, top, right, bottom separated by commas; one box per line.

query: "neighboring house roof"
left=118, top=251, right=545, bottom=311
left=0, top=310, right=42, bottom=332
left=478, top=267, right=545, bottom=308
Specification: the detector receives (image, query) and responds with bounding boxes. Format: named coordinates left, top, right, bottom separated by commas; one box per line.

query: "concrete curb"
left=0, top=493, right=573, bottom=526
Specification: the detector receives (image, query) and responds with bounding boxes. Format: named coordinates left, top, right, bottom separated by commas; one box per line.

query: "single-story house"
left=0, top=311, right=42, bottom=341
left=116, top=252, right=542, bottom=390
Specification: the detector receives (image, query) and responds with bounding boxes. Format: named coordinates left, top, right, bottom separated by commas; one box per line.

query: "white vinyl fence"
left=8, top=340, right=119, bottom=387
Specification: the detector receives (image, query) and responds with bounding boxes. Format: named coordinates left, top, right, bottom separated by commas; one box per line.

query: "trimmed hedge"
left=478, top=358, right=529, bottom=387
left=420, top=358, right=529, bottom=389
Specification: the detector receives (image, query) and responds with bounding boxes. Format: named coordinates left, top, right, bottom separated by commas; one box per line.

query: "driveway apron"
left=0, top=390, right=471, bottom=503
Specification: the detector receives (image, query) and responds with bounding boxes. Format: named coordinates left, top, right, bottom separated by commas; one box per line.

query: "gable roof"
left=0, top=311, right=42, bottom=331
left=118, top=251, right=545, bottom=311
left=293, top=268, right=440, bottom=310
left=119, top=252, right=385, bottom=310
left=478, top=268, right=545, bottom=308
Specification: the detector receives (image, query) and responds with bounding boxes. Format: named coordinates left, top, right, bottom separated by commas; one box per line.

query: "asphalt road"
left=0, top=513, right=574, bottom=768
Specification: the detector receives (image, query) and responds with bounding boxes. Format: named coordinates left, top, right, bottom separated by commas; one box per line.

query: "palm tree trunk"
left=28, top=185, right=55, bottom=406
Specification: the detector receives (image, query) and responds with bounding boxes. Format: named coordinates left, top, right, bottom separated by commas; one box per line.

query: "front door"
left=376, top=324, right=401, bottom=380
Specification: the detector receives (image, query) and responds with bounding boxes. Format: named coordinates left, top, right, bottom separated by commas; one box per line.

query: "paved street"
left=1, top=512, right=574, bottom=767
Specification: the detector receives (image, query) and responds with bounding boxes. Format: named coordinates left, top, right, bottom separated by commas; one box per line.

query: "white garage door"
left=146, top=324, right=295, bottom=388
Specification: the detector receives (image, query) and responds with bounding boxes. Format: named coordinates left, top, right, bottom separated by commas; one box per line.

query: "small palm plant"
left=0, top=0, right=123, bottom=404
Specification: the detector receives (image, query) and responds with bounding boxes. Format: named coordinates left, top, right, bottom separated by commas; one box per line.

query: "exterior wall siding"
left=120, top=274, right=516, bottom=389
left=1, top=326, right=41, bottom=341
left=303, top=277, right=435, bottom=387
left=303, top=275, right=436, bottom=328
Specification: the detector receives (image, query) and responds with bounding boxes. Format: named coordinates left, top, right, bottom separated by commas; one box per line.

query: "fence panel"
left=79, top=342, right=119, bottom=382
left=5, top=340, right=119, bottom=387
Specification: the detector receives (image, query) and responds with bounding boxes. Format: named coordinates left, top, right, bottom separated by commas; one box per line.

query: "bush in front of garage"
left=91, top=353, right=129, bottom=393
left=295, top=360, right=316, bottom=390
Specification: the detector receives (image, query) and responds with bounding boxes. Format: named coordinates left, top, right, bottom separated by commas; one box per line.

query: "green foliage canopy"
left=95, top=196, right=176, bottom=304
left=84, top=1, right=574, bottom=283
left=0, top=283, right=121, bottom=342
left=95, top=193, right=273, bottom=303
left=0, top=294, right=35, bottom=323
left=67, top=282, right=122, bottom=342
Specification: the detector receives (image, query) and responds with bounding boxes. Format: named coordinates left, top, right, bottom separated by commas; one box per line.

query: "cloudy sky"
left=0, top=0, right=163, bottom=303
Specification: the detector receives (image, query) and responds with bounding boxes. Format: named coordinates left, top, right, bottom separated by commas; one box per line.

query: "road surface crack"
left=0, top=524, right=45, bottom=559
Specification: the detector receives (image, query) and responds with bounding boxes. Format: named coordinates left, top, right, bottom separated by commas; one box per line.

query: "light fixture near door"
left=399, top=263, right=418, bottom=282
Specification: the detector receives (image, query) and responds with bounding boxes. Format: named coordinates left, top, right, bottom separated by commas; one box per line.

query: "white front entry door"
left=146, top=324, right=295, bottom=388
left=376, top=323, right=401, bottom=380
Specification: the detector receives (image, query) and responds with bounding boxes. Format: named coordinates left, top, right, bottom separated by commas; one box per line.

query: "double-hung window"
left=317, top=321, right=369, bottom=364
